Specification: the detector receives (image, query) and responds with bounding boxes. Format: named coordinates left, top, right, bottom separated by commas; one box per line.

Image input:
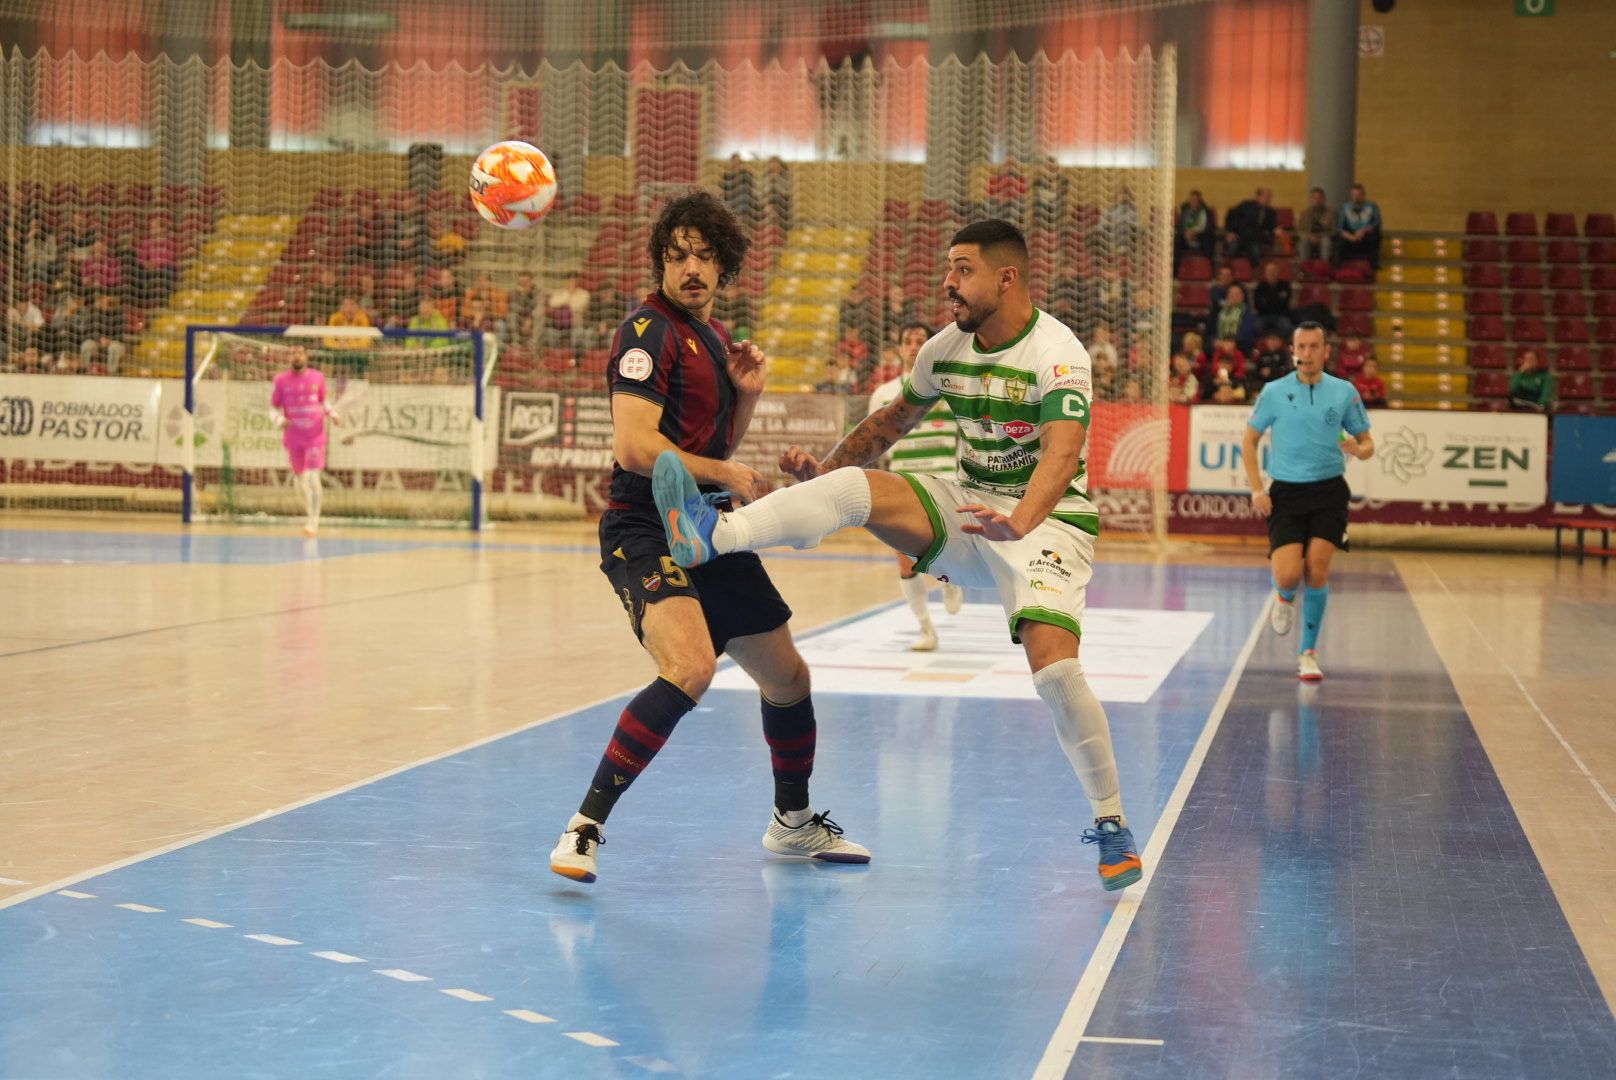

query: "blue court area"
left=0, top=528, right=436, bottom=565
left=1, top=560, right=1611, bottom=1078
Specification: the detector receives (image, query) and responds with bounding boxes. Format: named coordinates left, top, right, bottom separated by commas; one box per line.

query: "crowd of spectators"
left=0, top=203, right=190, bottom=374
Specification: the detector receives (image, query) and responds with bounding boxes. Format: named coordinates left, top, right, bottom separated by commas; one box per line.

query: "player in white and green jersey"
left=866, top=321, right=964, bottom=650
left=649, top=220, right=1141, bottom=892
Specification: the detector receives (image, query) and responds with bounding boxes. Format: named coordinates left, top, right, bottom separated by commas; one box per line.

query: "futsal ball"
left=469, top=141, right=558, bottom=229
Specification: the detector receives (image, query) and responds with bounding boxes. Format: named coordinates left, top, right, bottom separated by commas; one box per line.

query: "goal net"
left=2, top=42, right=1175, bottom=538
left=182, top=324, right=495, bottom=528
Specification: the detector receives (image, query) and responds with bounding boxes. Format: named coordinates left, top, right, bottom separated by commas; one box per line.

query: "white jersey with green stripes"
left=901, top=308, right=1099, bottom=535
left=867, top=376, right=958, bottom=476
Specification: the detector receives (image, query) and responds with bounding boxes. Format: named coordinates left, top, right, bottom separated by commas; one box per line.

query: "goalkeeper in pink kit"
left=270, top=347, right=339, bottom=536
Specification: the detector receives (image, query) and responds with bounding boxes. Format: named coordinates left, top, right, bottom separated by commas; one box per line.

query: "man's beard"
left=951, top=294, right=991, bottom=334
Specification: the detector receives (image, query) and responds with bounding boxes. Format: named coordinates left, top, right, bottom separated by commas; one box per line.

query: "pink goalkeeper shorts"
left=286, top=442, right=326, bottom=474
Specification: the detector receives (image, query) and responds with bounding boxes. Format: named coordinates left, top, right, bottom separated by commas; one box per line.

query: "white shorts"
left=899, top=472, right=1095, bottom=643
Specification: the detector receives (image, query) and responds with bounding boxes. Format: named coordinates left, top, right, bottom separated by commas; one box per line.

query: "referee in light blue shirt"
left=1242, top=321, right=1374, bottom=681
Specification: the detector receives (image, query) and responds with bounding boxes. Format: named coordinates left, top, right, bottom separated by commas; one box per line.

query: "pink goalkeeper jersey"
left=271, top=368, right=330, bottom=447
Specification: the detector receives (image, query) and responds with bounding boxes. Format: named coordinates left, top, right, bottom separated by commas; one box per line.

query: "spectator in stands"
left=1298, top=186, right=1334, bottom=264
left=834, top=324, right=871, bottom=384
left=1208, top=335, right=1248, bottom=398
left=60, top=210, right=98, bottom=268
left=352, top=202, right=388, bottom=272
left=508, top=271, right=539, bottom=342
left=384, top=265, right=422, bottom=327
left=1208, top=263, right=1235, bottom=319
left=1507, top=348, right=1554, bottom=413
left=79, top=292, right=127, bottom=373
left=1119, top=376, right=1145, bottom=404
left=1333, top=332, right=1371, bottom=379
left=458, top=295, right=498, bottom=337
left=325, top=294, right=371, bottom=350
left=6, top=293, right=45, bottom=357
left=1253, top=260, right=1293, bottom=338
left=1180, top=330, right=1210, bottom=384
left=428, top=268, right=461, bottom=322
left=1248, top=331, right=1294, bottom=393
left=389, top=192, right=426, bottom=265
left=1223, top=187, right=1278, bottom=267
left=1091, top=339, right=1120, bottom=401
left=1030, top=157, right=1067, bottom=228
left=883, top=282, right=921, bottom=335
left=308, top=266, right=341, bottom=324
left=1088, top=324, right=1120, bottom=383
left=544, top=273, right=589, bottom=336
left=134, top=218, right=179, bottom=301
left=721, top=154, right=758, bottom=223
left=1354, top=357, right=1389, bottom=408
left=48, top=290, right=88, bottom=365
left=79, top=239, right=124, bottom=295
left=1174, top=189, right=1216, bottom=272
left=763, top=157, right=793, bottom=230
left=839, top=283, right=878, bottom=348
left=1095, top=263, right=1130, bottom=329
left=1337, top=183, right=1383, bottom=270
left=430, top=218, right=468, bottom=265
left=1100, top=187, right=1142, bottom=259
left=406, top=297, right=450, bottom=348
left=1168, top=352, right=1201, bottom=404
left=21, top=218, right=59, bottom=284
left=1213, top=283, right=1258, bottom=354
left=1208, top=358, right=1246, bottom=405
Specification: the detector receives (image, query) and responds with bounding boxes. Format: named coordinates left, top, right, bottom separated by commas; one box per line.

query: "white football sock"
left=1033, top=658, right=1126, bottom=824
left=712, top=466, right=872, bottom=554
left=898, top=573, right=932, bottom=620
left=295, top=471, right=317, bottom=519
left=305, top=471, right=322, bottom=522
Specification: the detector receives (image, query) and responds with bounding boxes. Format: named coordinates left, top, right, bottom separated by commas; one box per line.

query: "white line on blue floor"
left=1032, top=599, right=1272, bottom=1079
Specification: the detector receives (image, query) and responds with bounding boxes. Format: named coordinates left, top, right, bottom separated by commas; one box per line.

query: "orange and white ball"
left=469, top=141, right=558, bottom=229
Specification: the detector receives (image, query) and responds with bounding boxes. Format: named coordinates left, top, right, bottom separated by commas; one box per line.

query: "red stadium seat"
left=1559, top=373, right=1596, bottom=401
left=1465, top=211, right=1498, bottom=235
left=1338, top=287, right=1374, bottom=312
left=1548, top=265, right=1584, bottom=291
left=1467, top=263, right=1504, bottom=288
left=1545, top=213, right=1578, bottom=238
left=541, top=349, right=576, bottom=373
left=882, top=199, right=911, bottom=221
left=1594, top=293, right=1616, bottom=318
left=1468, top=316, right=1506, bottom=341
left=1299, top=258, right=1334, bottom=282
left=1584, top=214, right=1616, bottom=238
left=1465, top=238, right=1503, bottom=262
left=1507, top=264, right=1543, bottom=290
left=1555, top=347, right=1592, bottom=371
left=1592, top=267, right=1616, bottom=291
left=1228, top=257, right=1254, bottom=282
left=1509, top=291, right=1545, bottom=316
left=1505, top=212, right=1538, bottom=236
left=1604, top=373, right=1616, bottom=397
left=1466, top=291, right=1503, bottom=315
left=1589, top=241, right=1616, bottom=264
left=1273, top=206, right=1296, bottom=230
left=1471, top=372, right=1510, bottom=398
left=1177, top=255, right=1212, bottom=281
left=1554, top=318, right=1590, bottom=344
left=1335, top=260, right=1374, bottom=283
left=1174, top=283, right=1211, bottom=310
left=1259, top=257, right=1294, bottom=281
left=1512, top=317, right=1548, bottom=342
left=1506, top=238, right=1542, bottom=263
left=1597, top=319, right=1616, bottom=344
left=1547, top=239, right=1582, bottom=264
left=1470, top=344, right=1508, bottom=369
left=1295, top=284, right=1331, bottom=309
left=1554, top=293, right=1589, bottom=318
left=1338, top=313, right=1374, bottom=338
left=1601, top=347, right=1616, bottom=371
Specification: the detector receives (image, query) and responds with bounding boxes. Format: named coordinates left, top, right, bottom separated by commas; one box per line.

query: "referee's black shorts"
left=1266, top=475, right=1351, bottom=555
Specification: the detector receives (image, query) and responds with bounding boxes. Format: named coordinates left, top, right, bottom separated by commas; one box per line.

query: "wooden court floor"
left=2, top=514, right=1614, bottom=1045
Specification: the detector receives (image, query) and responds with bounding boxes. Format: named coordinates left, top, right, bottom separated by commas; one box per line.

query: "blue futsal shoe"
left=1081, top=817, right=1143, bottom=891
left=652, top=450, right=719, bottom=568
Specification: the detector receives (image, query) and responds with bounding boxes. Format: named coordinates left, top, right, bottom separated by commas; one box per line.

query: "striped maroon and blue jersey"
left=607, top=290, right=736, bottom=509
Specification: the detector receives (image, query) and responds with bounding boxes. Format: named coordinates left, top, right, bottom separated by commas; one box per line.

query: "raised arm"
left=612, top=393, right=763, bottom=503
left=780, top=395, right=933, bottom=481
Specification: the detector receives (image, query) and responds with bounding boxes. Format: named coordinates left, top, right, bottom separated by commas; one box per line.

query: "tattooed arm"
left=779, top=397, right=934, bottom=481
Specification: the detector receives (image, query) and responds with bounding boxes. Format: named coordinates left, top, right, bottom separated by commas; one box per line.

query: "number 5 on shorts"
left=659, top=556, right=690, bottom=588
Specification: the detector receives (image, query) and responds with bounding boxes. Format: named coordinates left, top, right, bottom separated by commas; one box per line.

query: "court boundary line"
left=1417, top=558, right=1616, bottom=818
left=1031, top=598, right=1272, bottom=1079
left=0, top=598, right=896, bottom=913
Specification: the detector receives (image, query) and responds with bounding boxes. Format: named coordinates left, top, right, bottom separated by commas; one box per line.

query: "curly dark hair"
left=647, top=189, right=750, bottom=291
